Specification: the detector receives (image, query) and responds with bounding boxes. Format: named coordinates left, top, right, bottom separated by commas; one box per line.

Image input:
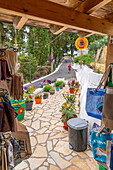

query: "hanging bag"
left=102, top=94, right=113, bottom=129
left=102, top=65, right=113, bottom=129
left=11, top=120, right=32, bottom=167
left=91, top=131, right=113, bottom=163
left=86, top=65, right=113, bottom=120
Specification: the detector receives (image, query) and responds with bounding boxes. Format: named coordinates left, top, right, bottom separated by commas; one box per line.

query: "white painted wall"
left=72, top=64, right=103, bottom=131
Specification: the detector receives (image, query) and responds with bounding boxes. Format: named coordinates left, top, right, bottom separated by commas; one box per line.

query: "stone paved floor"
left=14, top=85, right=99, bottom=170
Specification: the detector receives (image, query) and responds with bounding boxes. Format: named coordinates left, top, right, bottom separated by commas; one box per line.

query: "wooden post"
left=106, top=36, right=113, bottom=68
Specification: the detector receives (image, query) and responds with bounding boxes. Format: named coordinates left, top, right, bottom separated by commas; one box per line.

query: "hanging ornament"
left=75, top=37, right=88, bottom=50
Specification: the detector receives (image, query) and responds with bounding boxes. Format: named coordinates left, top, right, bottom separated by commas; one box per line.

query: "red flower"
left=18, top=107, right=24, bottom=115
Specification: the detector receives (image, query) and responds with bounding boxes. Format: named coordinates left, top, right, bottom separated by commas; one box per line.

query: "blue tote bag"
left=91, top=131, right=113, bottom=163
left=86, top=88, right=106, bottom=120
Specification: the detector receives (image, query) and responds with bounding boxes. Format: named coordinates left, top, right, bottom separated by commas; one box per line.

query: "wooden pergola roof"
left=0, top=0, right=113, bottom=37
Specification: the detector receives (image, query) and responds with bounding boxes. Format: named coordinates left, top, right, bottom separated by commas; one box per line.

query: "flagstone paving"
left=14, top=85, right=99, bottom=170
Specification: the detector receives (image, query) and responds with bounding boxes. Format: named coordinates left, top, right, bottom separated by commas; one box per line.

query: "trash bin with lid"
left=67, top=118, right=89, bottom=152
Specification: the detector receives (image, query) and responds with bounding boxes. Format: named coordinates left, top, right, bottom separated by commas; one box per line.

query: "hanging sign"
left=75, top=37, right=88, bottom=50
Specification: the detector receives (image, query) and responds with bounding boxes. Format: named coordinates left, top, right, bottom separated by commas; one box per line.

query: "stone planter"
left=43, top=95, right=48, bottom=99
left=50, top=92, right=55, bottom=95
left=25, top=101, right=33, bottom=111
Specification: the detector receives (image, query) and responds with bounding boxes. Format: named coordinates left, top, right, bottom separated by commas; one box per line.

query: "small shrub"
left=35, top=95, right=42, bottom=99
left=63, top=82, right=66, bottom=86
left=43, top=92, right=48, bottom=96
left=52, top=79, right=56, bottom=83
left=49, top=88, right=55, bottom=93
left=74, top=54, right=95, bottom=67
left=55, top=81, right=63, bottom=87
left=44, top=85, right=52, bottom=92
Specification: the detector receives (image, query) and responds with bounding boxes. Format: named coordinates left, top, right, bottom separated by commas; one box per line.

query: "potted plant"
left=68, top=79, right=76, bottom=94
left=24, top=86, right=35, bottom=111
left=55, top=81, right=60, bottom=91
left=35, top=95, right=42, bottom=104
left=43, top=92, right=49, bottom=99
left=60, top=93, right=78, bottom=130
left=52, top=79, right=56, bottom=83
left=44, top=85, right=52, bottom=92
left=63, top=82, right=66, bottom=87
left=49, top=88, right=55, bottom=95
left=59, top=81, right=63, bottom=89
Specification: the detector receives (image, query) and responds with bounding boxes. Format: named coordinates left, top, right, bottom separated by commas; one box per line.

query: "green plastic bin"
left=10, top=99, right=25, bottom=122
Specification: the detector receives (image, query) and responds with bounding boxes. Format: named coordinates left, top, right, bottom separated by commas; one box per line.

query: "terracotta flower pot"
left=63, top=114, right=77, bottom=131
left=35, top=98, right=42, bottom=104
left=69, top=88, right=74, bottom=94
left=63, top=119, right=69, bottom=131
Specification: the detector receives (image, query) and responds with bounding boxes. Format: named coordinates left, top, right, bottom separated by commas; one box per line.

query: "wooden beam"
left=50, top=25, right=68, bottom=34
left=76, top=0, right=112, bottom=37
left=0, top=0, right=113, bottom=35
left=13, top=16, right=28, bottom=29
left=77, top=31, right=94, bottom=37
left=75, top=0, right=112, bottom=14
left=51, top=0, right=112, bottom=35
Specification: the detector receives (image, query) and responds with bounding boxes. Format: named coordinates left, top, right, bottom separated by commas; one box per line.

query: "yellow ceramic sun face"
left=75, top=37, right=88, bottom=50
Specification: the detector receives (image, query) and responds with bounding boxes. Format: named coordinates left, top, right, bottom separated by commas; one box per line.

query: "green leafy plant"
left=52, top=79, right=56, bottom=83
left=55, top=81, right=62, bottom=87
left=59, top=82, right=63, bottom=87
left=35, top=95, right=42, bottom=99
left=44, top=85, right=52, bottom=92
left=49, top=88, right=55, bottom=93
left=60, top=101, right=77, bottom=122
left=60, top=93, right=78, bottom=122
left=63, top=82, right=66, bottom=86
left=74, top=54, right=95, bottom=67
left=43, top=92, right=48, bottom=96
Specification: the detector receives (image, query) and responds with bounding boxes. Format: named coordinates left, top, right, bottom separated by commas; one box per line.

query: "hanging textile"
left=0, top=89, right=16, bottom=132
left=0, top=49, right=11, bottom=81
left=10, top=73, right=23, bottom=100
left=6, top=50, right=17, bottom=75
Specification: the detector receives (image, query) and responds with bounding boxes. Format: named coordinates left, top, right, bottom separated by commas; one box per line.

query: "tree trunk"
left=71, top=44, right=74, bottom=58
left=51, top=46, right=53, bottom=73
left=1, top=23, right=5, bottom=48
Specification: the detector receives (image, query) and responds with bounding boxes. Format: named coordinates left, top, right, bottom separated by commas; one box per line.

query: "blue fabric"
left=91, top=131, right=113, bottom=163
left=86, top=88, right=106, bottom=120
left=110, top=144, right=113, bottom=170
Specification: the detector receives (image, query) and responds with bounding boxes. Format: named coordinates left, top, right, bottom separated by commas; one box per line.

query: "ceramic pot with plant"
left=58, top=81, right=63, bottom=89
left=49, top=88, right=55, bottom=95
left=43, top=92, right=48, bottom=99
left=44, top=85, right=52, bottom=92
left=68, top=79, right=76, bottom=94
left=23, top=86, right=35, bottom=111
left=35, top=95, right=42, bottom=104
left=55, top=81, right=60, bottom=91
